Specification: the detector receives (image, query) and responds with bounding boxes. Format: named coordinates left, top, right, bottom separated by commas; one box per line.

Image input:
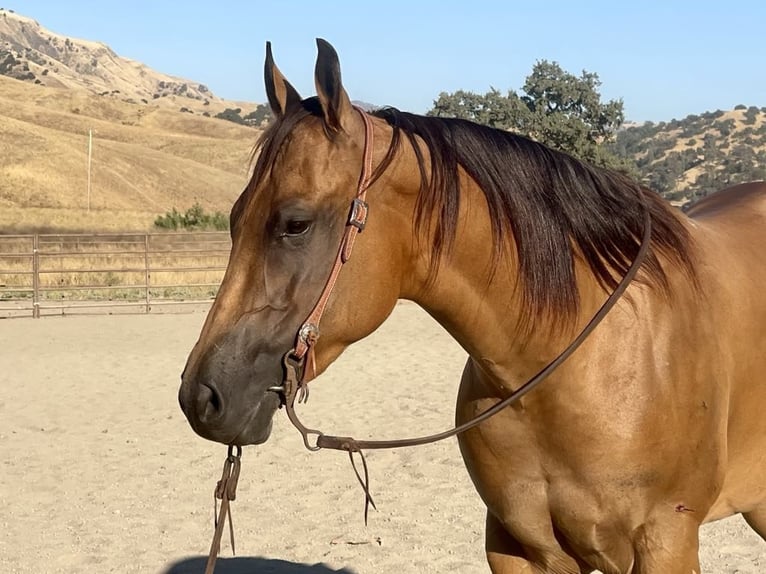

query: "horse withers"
left=178, top=39, right=766, bottom=573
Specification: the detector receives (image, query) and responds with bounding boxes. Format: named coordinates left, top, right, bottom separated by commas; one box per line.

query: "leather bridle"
left=270, top=105, right=652, bottom=511
left=268, top=107, right=375, bottom=444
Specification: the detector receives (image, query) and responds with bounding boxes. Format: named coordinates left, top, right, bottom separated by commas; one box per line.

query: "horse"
left=178, top=39, right=766, bottom=573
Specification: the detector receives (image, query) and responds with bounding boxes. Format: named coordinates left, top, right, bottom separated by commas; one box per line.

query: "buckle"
left=348, top=198, right=369, bottom=231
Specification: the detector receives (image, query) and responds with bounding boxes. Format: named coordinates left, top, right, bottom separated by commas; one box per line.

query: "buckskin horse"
left=178, top=39, right=766, bottom=573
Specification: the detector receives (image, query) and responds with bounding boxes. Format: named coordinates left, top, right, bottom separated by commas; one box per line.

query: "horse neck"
left=398, top=169, right=613, bottom=393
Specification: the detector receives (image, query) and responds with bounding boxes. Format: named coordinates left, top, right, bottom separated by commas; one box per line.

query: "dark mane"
left=241, top=100, right=696, bottom=328
left=370, top=107, right=697, bottom=327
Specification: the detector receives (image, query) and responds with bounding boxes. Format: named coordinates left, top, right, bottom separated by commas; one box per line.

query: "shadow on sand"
left=162, top=556, right=357, bottom=574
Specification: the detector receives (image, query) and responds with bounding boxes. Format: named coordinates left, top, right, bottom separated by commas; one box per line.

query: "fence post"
left=144, top=234, right=150, bottom=313
left=32, top=234, right=40, bottom=318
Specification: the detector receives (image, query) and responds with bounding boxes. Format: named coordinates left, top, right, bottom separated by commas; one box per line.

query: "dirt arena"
left=1, top=303, right=764, bottom=573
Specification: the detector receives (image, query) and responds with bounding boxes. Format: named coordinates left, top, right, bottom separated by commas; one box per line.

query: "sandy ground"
left=0, top=303, right=764, bottom=573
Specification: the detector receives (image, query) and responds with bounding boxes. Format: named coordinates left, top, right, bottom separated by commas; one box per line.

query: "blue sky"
left=12, top=1, right=766, bottom=122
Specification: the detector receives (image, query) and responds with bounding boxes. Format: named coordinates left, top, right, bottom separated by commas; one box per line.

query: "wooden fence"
left=0, top=232, right=231, bottom=318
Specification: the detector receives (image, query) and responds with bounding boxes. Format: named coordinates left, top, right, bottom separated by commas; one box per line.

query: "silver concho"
left=299, top=323, right=320, bottom=345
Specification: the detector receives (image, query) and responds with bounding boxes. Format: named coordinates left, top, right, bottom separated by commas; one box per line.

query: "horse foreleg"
left=485, top=511, right=583, bottom=574
left=485, top=510, right=536, bottom=573
left=743, top=505, right=766, bottom=541
left=632, top=513, right=702, bottom=574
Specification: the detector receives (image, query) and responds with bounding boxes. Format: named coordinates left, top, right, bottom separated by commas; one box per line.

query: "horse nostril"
left=197, top=382, right=224, bottom=423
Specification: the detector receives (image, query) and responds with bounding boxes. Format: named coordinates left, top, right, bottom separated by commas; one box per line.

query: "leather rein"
left=272, top=105, right=652, bottom=510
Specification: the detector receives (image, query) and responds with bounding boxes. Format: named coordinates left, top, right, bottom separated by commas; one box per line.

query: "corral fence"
left=0, top=232, right=232, bottom=318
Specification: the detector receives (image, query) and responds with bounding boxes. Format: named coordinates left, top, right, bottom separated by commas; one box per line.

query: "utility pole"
left=87, top=129, right=92, bottom=211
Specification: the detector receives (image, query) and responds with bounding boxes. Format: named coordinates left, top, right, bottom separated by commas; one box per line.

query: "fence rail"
left=0, top=232, right=231, bottom=318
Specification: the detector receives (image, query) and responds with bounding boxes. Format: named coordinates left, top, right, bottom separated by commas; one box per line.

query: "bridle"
left=272, top=107, right=375, bottom=419
left=270, top=105, right=653, bottom=505
left=270, top=106, right=376, bottom=448
left=204, top=106, right=652, bottom=572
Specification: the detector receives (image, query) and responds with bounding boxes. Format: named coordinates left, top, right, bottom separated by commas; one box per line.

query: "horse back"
left=685, top=182, right=766, bottom=275
left=684, top=182, right=766, bottom=519
left=686, top=181, right=766, bottom=228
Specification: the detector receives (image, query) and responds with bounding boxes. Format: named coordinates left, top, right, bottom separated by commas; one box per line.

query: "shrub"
left=154, top=203, right=229, bottom=231
left=215, top=107, right=245, bottom=124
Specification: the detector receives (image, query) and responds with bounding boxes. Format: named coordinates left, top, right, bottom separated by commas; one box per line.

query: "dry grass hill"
left=612, top=106, right=766, bottom=204
left=0, top=8, right=261, bottom=232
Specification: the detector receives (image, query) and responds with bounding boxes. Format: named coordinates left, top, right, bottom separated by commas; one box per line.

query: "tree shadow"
left=162, top=556, right=357, bottom=574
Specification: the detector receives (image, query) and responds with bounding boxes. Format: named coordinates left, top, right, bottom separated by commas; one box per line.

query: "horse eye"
left=282, top=220, right=311, bottom=237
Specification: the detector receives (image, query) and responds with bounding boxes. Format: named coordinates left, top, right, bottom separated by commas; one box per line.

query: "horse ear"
left=264, top=41, right=301, bottom=118
left=314, top=38, right=353, bottom=132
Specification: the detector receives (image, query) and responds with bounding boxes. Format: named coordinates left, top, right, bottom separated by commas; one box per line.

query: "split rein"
left=203, top=107, right=652, bottom=572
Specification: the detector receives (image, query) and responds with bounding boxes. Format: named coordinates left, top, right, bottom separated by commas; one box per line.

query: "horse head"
left=178, top=40, right=417, bottom=445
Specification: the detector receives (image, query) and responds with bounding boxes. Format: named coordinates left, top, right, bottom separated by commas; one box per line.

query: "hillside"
left=0, top=8, right=256, bottom=116
left=0, top=9, right=266, bottom=232
left=0, top=73, right=259, bottom=231
left=611, top=106, right=766, bottom=205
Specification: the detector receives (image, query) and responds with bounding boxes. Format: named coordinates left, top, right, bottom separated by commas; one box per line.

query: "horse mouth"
left=179, top=380, right=281, bottom=446
left=189, top=407, right=275, bottom=446
left=225, top=391, right=281, bottom=446
left=231, top=417, right=274, bottom=446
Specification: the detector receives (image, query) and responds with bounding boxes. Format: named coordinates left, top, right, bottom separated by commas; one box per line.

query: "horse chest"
left=491, top=472, right=639, bottom=572
left=456, top=399, right=657, bottom=571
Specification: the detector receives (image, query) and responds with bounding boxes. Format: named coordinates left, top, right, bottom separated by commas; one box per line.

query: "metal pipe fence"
left=0, top=232, right=231, bottom=318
